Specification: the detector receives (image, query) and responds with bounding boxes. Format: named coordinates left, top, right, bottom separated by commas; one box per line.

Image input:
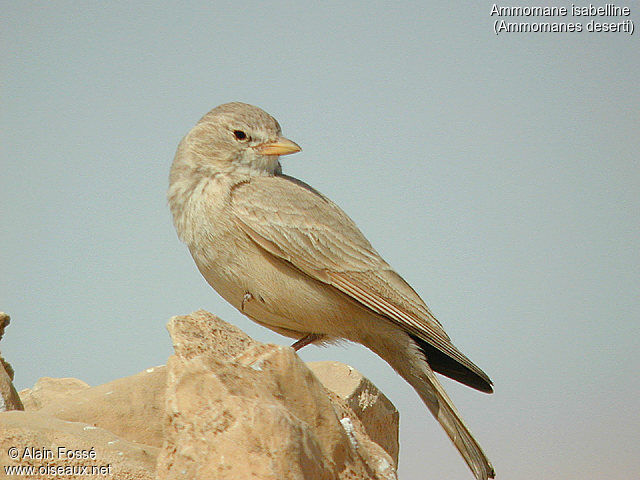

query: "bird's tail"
left=355, top=324, right=494, bottom=479
left=408, top=364, right=495, bottom=480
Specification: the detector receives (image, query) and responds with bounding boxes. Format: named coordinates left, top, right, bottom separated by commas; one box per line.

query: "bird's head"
left=176, top=102, right=301, bottom=177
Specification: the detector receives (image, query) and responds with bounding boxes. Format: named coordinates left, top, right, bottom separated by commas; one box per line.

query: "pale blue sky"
left=2, top=2, right=638, bottom=479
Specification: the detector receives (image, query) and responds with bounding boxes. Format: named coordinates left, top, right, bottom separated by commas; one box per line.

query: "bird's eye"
left=233, top=130, right=247, bottom=141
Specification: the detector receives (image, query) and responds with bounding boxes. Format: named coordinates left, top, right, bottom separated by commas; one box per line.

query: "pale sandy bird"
left=168, top=102, right=495, bottom=479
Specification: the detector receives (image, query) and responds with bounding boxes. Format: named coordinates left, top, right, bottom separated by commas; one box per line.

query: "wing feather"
left=231, top=174, right=491, bottom=389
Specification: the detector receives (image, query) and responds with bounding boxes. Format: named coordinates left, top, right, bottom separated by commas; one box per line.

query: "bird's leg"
left=241, top=292, right=253, bottom=311
left=291, top=333, right=324, bottom=351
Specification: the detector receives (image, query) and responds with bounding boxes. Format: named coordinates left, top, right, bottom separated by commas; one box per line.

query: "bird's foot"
left=241, top=292, right=253, bottom=311
left=291, top=333, right=325, bottom=351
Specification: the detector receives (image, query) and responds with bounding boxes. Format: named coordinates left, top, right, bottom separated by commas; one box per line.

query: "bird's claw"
left=241, top=292, right=253, bottom=311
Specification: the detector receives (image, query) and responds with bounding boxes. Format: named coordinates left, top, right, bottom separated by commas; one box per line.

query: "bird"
left=168, top=102, right=495, bottom=480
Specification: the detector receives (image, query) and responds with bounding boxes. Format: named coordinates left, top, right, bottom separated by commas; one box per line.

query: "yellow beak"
left=254, top=136, right=302, bottom=156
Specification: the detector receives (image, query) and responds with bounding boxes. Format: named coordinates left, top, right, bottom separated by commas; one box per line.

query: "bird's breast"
left=169, top=173, right=231, bottom=242
left=169, top=175, right=255, bottom=306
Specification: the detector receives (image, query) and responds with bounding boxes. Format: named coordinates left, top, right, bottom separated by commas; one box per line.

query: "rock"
left=35, top=367, right=167, bottom=448
left=308, top=361, right=399, bottom=464
left=0, top=312, right=24, bottom=412
left=0, top=411, right=157, bottom=479
left=2, top=310, right=398, bottom=479
left=157, top=353, right=336, bottom=480
left=0, top=358, right=23, bottom=412
left=19, top=377, right=90, bottom=411
left=156, top=311, right=397, bottom=480
left=0, top=312, right=10, bottom=343
left=167, top=309, right=258, bottom=361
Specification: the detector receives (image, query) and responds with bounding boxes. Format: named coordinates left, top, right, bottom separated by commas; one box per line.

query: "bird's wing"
left=230, top=174, right=491, bottom=388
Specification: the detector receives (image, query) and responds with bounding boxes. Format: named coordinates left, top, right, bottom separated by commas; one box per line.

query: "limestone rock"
left=2, top=310, right=398, bottom=480
left=0, top=411, right=158, bottom=479
left=0, top=357, right=23, bottom=412
left=308, top=361, right=399, bottom=464
left=0, top=312, right=24, bottom=412
left=156, top=311, right=397, bottom=480
left=0, top=312, right=10, bottom=343
left=35, top=367, right=167, bottom=448
left=167, top=309, right=258, bottom=361
left=19, top=377, right=90, bottom=411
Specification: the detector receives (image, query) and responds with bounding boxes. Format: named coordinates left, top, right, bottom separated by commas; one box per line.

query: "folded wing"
left=230, top=174, right=492, bottom=392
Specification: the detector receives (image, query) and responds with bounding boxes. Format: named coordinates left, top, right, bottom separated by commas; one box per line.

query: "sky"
left=2, top=2, right=639, bottom=479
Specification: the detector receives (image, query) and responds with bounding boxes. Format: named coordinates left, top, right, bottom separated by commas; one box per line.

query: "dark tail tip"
left=410, top=334, right=494, bottom=393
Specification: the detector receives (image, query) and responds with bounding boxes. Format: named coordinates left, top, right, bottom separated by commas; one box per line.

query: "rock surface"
left=2, top=310, right=398, bottom=479
left=0, top=411, right=158, bottom=479
left=34, top=367, right=166, bottom=448
left=19, top=377, right=90, bottom=411
left=0, top=312, right=24, bottom=412
left=308, top=361, right=399, bottom=465
left=157, top=311, right=398, bottom=480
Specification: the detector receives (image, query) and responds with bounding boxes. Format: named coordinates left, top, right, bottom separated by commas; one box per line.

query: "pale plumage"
left=168, top=102, right=495, bottom=479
